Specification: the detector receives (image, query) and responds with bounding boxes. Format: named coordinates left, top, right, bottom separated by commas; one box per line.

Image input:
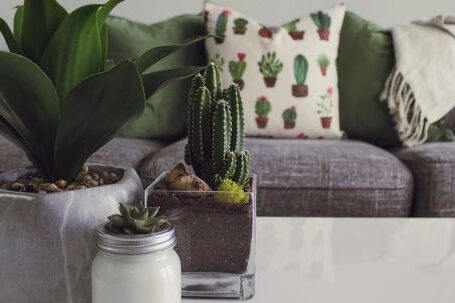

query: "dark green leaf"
left=119, top=202, right=131, bottom=217
left=21, top=0, right=67, bottom=62
left=0, top=51, right=59, bottom=178
left=0, top=18, right=23, bottom=55
left=142, top=66, right=207, bottom=99
left=134, top=35, right=212, bottom=74
left=53, top=60, right=145, bottom=180
left=13, top=6, right=23, bottom=44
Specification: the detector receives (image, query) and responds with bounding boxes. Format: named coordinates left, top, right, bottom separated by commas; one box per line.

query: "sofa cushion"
left=396, top=142, right=455, bottom=217
left=0, top=136, right=165, bottom=172
left=140, top=138, right=413, bottom=217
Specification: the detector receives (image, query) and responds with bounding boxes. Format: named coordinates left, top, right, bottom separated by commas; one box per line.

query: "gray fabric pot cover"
left=0, top=165, right=143, bottom=303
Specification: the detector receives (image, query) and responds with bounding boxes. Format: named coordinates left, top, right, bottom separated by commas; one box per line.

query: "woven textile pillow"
left=204, top=3, right=346, bottom=139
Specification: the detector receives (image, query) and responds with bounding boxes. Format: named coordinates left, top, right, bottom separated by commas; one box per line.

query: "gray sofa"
left=1, top=134, right=454, bottom=217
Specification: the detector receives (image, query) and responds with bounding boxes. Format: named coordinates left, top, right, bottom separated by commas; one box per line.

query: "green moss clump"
left=215, top=179, right=249, bottom=204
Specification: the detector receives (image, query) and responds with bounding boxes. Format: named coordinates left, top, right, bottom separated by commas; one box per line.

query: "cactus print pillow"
left=204, top=3, right=346, bottom=139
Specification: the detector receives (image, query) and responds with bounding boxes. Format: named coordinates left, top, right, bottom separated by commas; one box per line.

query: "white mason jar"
left=92, top=222, right=181, bottom=303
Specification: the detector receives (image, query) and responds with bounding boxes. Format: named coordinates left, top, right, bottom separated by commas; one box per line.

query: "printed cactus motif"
left=229, top=53, right=247, bottom=90
left=215, top=9, right=231, bottom=44
left=185, top=63, right=250, bottom=189
left=233, top=17, right=248, bottom=35
left=282, top=18, right=305, bottom=40
left=282, top=106, right=297, bottom=129
left=258, top=52, right=283, bottom=88
left=317, top=86, right=334, bottom=129
left=292, top=54, right=309, bottom=97
left=258, top=26, right=273, bottom=38
left=317, top=53, right=330, bottom=76
left=255, top=96, right=271, bottom=129
left=311, top=11, right=331, bottom=41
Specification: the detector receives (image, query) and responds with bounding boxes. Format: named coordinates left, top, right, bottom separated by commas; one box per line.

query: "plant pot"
left=233, top=79, right=245, bottom=90
left=317, top=29, right=330, bottom=41
left=214, top=36, right=225, bottom=44
left=263, top=76, right=277, bottom=87
left=255, top=117, right=269, bottom=129
left=145, top=173, right=257, bottom=300
left=258, top=27, right=273, bottom=38
left=233, top=28, right=246, bottom=35
left=292, top=84, right=308, bottom=97
left=284, top=122, right=296, bottom=129
left=0, top=165, right=143, bottom=303
left=320, top=66, right=328, bottom=76
left=288, top=31, right=305, bottom=40
left=321, top=117, right=332, bottom=128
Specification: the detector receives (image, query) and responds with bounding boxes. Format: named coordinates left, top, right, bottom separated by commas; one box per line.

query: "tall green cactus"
left=215, top=9, right=231, bottom=44
left=185, top=63, right=250, bottom=189
left=294, top=55, right=308, bottom=85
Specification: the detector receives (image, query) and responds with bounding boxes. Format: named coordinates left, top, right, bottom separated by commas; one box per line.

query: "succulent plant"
left=318, top=53, right=330, bottom=67
left=282, top=18, right=300, bottom=33
left=229, top=53, right=247, bottom=80
left=255, top=96, right=271, bottom=118
left=185, top=63, right=251, bottom=189
left=106, top=202, right=168, bottom=235
left=215, top=9, right=230, bottom=43
left=282, top=107, right=297, bottom=123
left=233, top=18, right=248, bottom=30
left=258, top=52, right=283, bottom=78
left=311, top=11, right=331, bottom=30
left=0, top=0, right=208, bottom=182
left=294, top=54, right=308, bottom=85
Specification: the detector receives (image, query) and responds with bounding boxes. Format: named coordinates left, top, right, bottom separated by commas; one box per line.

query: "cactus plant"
left=317, top=87, right=334, bottom=128
left=292, top=54, right=309, bottom=97
left=282, top=107, right=297, bottom=129
left=229, top=52, right=247, bottom=90
left=255, top=96, right=271, bottom=129
left=317, top=53, right=330, bottom=76
left=258, top=52, right=283, bottom=88
left=282, top=18, right=305, bottom=40
left=215, top=9, right=231, bottom=44
left=185, top=63, right=251, bottom=189
left=233, top=18, right=248, bottom=35
left=311, top=11, right=331, bottom=41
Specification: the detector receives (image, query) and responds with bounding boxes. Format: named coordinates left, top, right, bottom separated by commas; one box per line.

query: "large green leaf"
left=0, top=18, right=23, bottom=55
left=0, top=51, right=59, bottom=178
left=21, top=0, right=67, bottom=62
left=53, top=60, right=145, bottom=180
left=40, top=0, right=123, bottom=103
left=142, top=66, right=207, bottom=98
left=13, top=6, right=24, bottom=44
left=134, top=35, right=212, bottom=74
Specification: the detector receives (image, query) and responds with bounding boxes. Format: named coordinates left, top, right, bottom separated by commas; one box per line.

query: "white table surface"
left=184, top=217, right=455, bottom=303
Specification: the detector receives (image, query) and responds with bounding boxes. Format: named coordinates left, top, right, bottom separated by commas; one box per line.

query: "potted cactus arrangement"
left=146, top=63, right=256, bottom=300
left=0, top=0, right=208, bottom=302
left=233, top=17, right=248, bottom=34
left=282, top=106, right=297, bottom=129
left=292, top=54, right=309, bottom=97
left=255, top=96, right=272, bottom=129
left=258, top=26, right=273, bottom=38
left=282, top=18, right=305, bottom=40
left=229, top=52, right=247, bottom=90
left=215, top=9, right=231, bottom=44
left=318, top=53, right=330, bottom=76
left=258, top=52, right=284, bottom=88
left=311, top=11, right=332, bottom=41
left=317, top=87, right=335, bottom=128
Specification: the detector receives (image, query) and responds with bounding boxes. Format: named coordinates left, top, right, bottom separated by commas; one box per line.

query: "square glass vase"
left=145, top=173, right=257, bottom=300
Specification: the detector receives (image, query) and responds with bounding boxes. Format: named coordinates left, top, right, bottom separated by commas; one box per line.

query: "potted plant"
left=258, top=26, right=273, bottom=38
left=215, top=9, right=231, bottom=44
left=317, top=87, right=335, bottom=128
left=311, top=11, right=331, bottom=41
left=258, top=52, right=283, bottom=88
left=292, top=54, right=309, bottom=97
left=0, top=0, right=207, bottom=302
left=255, top=96, right=272, bottom=128
left=318, top=53, right=330, bottom=76
left=146, top=63, right=257, bottom=300
left=282, top=106, right=297, bottom=129
left=282, top=18, right=305, bottom=40
left=229, top=52, right=247, bottom=90
left=233, top=17, right=248, bottom=34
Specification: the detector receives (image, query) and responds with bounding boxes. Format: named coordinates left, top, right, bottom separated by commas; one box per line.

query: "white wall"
left=1, top=0, right=455, bottom=50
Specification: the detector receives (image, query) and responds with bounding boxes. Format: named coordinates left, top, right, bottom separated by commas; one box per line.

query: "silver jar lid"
left=96, top=222, right=176, bottom=255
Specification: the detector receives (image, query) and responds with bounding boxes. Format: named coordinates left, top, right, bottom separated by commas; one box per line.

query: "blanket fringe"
left=380, top=67, right=430, bottom=147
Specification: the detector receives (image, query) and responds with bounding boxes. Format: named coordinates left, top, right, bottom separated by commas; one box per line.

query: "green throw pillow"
left=107, top=14, right=207, bottom=139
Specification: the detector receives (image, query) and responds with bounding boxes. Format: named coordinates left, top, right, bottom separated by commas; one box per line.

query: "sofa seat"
left=396, top=142, right=455, bottom=217
left=140, top=138, right=414, bottom=217
left=0, top=135, right=166, bottom=172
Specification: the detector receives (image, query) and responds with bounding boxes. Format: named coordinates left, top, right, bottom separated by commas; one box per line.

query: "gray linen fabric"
left=0, top=135, right=165, bottom=172
left=140, top=138, right=414, bottom=217
left=396, top=142, right=455, bottom=217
